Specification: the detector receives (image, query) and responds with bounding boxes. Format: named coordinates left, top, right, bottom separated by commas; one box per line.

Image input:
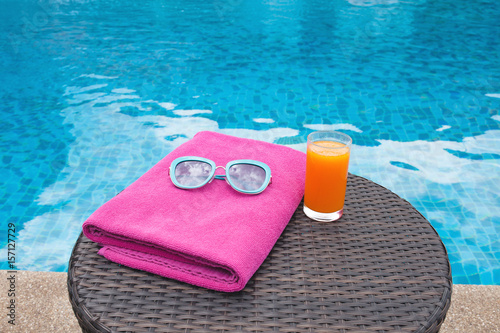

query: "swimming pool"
left=1, top=0, right=499, bottom=285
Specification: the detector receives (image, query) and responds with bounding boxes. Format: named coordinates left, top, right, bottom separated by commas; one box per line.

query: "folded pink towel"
left=83, top=131, right=306, bottom=292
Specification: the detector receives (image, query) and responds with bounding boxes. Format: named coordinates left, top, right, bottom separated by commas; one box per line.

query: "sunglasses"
left=169, top=156, right=272, bottom=194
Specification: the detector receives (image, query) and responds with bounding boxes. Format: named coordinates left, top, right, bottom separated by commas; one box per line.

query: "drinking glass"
left=303, top=131, right=352, bottom=222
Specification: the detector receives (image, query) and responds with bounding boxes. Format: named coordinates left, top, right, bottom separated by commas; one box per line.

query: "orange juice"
left=304, top=140, right=350, bottom=213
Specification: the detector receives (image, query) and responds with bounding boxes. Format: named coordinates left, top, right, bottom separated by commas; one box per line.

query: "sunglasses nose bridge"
left=209, top=166, right=227, bottom=183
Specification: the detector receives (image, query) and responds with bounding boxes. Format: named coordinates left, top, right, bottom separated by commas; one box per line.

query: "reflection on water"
left=6, top=78, right=499, bottom=286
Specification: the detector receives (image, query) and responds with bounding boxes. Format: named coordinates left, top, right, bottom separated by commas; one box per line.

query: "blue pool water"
left=1, top=0, right=499, bottom=284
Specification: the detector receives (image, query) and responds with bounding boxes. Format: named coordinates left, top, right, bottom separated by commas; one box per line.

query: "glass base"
left=303, top=205, right=343, bottom=222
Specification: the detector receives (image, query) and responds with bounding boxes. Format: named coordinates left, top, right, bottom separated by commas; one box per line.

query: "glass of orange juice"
left=304, top=131, right=352, bottom=222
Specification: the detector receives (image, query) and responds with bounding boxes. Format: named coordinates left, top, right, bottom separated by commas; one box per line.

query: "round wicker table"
left=68, top=174, right=452, bottom=333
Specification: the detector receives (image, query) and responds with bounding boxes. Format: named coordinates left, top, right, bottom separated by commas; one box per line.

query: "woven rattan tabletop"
left=68, top=174, right=452, bottom=333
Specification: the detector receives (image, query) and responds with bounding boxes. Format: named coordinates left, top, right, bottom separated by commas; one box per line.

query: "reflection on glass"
left=175, top=161, right=213, bottom=186
left=228, top=164, right=266, bottom=191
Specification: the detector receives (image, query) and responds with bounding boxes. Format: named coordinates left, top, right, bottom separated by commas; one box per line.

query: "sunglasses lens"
left=228, top=163, right=267, bottom=192
left=174, top=161, right=212, bottom=187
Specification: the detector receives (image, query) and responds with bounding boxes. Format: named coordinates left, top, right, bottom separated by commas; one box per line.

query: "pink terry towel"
left=83, top=131, right=306, bottom=292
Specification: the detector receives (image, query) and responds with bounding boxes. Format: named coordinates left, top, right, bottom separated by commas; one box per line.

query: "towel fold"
left=83, top=131, right=306, bottom=292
